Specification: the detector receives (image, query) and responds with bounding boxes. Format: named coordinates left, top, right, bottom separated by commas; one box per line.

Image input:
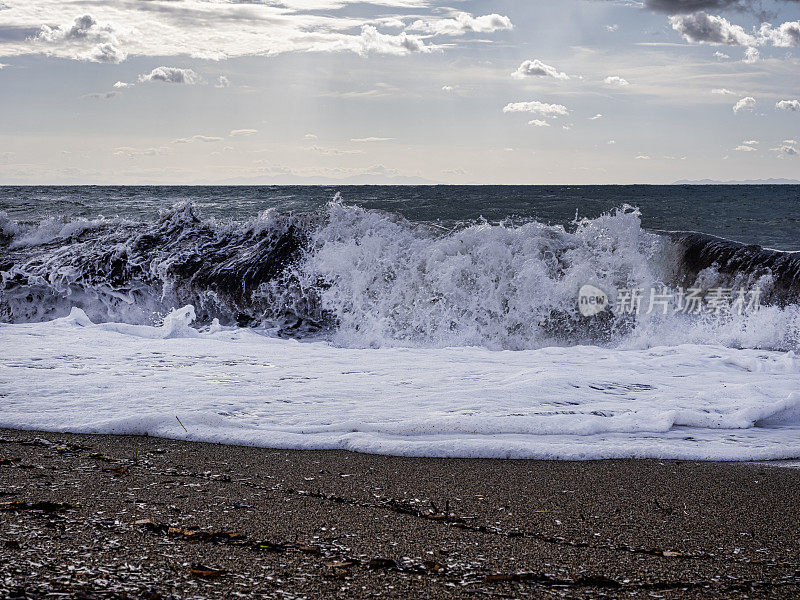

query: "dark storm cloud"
left=643, top=0, right=799, bottom=15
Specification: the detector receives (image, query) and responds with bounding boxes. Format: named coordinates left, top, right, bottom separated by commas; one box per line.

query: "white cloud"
left=743, top=140, right=758, bottom=145
left=350, top=137, right=394, bottom=142
left=605, top=24, right=619, bottom=32
left=230, top=129, right=258, bottom=137
left=734, top=144, right=757, bottom=151
left=607, top=140, right=616, bottom=145
left=408, top=12, right=513, bottom=36
left=0, top=63, right=8, bottom=69
left=733, top=96, right=756, bottom=113
left=356, top=24, right=429, bottom=55
left=139, top=67, right=201, bottom=85
left=776, top=99, right=800, bottom=111
left=113, top=146, right=169, bottom=159
left=441, top=85, right=453, bottom=92
left=309, top=145, right=364, bottom=155
left=376, top=17, right=406, bottom=30
left=361, top=164, right=399, bottom=177
left=172, top=135, right=223, bottom=144
left=635, top=155, right=651, bottom=160
left=503, top=101, right=569, bottom=117
left=589, top=114, right=603, bottom=120
left=604, top=75, right=629, bottom=86
left=669, top=13, right=756, bottom=46
left=511, top=59, right=569, bottom=80
left=33, top=14, right=128, bottom=64
left=0, top=2, right=450, bottom=64
left=304, top=133, right=318, bottom=140
left=758, top=20, right=800, bottom=48
left=670, top=13, right=799, bottom=49
left=215, top=76, right=231, bottom=89
left=527, top=119, right=550, bottom=127
left=112, top=81, right=130, bottom=89
left=742, top=46, right=759, bottom=63
left=771, top=139, right=798, bottom=157
left=714, top=50, right=730, bottom=59
left=711, top=88, right=735, bottom=95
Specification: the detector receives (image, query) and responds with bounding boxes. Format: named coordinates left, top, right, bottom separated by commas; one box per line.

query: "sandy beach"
left=1, top=427, right=799, bottom=599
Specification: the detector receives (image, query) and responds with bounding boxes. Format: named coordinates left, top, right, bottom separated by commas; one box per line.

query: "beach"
left=1, top=427, right=799, bottom=599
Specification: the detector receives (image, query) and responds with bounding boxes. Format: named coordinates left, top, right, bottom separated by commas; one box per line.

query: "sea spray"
left=1, top=201, right=799, bottom=351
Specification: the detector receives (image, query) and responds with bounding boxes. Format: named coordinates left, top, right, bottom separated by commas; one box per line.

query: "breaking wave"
left=1, top=200, right=799, bottom=351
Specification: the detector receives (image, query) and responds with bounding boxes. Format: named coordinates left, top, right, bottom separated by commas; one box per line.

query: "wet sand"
left=1, top=427, right=799, bottom=599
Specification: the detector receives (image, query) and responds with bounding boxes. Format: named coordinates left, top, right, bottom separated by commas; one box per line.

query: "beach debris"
left=133, top=519, right=245, bottom=543
left=575, top=574, right=622, bottom=588
left=485, top=571, right=622, bottom=588
left=88, top=452, right=118, bottom=462
left=135, top=519, right=169, bottom=533
left=167, top=526, right=244, bottom=543
left=324, top=560, right=358, bottom=569
left=54, top=442, right=91, bottom=454
left=367, top=557, right=400, bottom=570
left=423, top=560, right=446, bottom=573
left=0, top=437, right=52, bottom=447
left=102, top=465, right=130, bottom=476
left=255, top=541, right=286, bottom=552
left=188, top=564, right=227, bottom=578
left=0, top=500, right=77, bottom=513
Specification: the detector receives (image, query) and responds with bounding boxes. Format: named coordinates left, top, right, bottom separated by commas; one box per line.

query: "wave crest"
left=1, top=201, right=798, bottom=351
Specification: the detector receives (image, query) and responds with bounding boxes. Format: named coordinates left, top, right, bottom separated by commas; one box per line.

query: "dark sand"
left=1, top=428, right=799, bottom=599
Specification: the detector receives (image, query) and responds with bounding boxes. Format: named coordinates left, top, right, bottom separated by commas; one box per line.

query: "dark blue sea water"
left=1, top=183, right=798, bottom=347
left=2, top=185, right=798, bottom=250
left=4, top=186, right=800, bottom=460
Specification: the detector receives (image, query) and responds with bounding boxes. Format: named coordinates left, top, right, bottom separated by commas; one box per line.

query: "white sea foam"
left=1, top=306, right=798, bottom=460
left=287, top=203, right=800, bottom=351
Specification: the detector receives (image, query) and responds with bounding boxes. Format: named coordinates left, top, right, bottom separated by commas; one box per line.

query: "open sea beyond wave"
left=1, top=185, right=799, bottom=460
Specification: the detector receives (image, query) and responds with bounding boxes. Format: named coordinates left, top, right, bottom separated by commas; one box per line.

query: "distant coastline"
left=673, top=178, right=800, bottom=185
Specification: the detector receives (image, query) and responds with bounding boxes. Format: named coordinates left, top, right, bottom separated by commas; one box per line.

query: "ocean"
left=1, top=185, right=799, bottom=460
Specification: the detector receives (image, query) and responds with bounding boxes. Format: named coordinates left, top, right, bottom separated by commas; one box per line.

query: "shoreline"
left=2, top=427, right=800, bottom=598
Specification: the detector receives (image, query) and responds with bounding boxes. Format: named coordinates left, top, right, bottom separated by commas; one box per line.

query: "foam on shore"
left=1, top=306, right=798, bottom=460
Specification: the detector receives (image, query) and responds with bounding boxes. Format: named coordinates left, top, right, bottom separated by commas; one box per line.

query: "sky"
left=0, top=0, right=798, bottom=184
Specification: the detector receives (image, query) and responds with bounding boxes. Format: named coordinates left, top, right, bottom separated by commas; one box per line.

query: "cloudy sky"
left=0, top=0, right=798, bottom=184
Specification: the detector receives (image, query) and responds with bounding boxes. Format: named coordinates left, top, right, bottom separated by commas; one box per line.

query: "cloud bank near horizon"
left=0, top=2, right=513, bottom=63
